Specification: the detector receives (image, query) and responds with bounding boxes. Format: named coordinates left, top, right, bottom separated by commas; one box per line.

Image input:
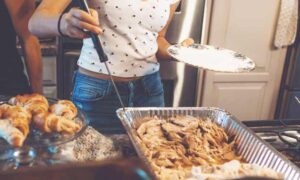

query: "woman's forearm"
left=21, top=35, right=43, bottom=94
left=29, top=10, right=61, bottom=38
left=28, top=0, right=71, bottom=37
left=156, top=36, right=172, bottom=61
left=155, top=2, right=180, bottom=61
left=29, top=0, right=101, bottom=39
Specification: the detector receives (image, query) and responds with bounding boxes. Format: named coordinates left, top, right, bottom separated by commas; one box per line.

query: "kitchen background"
left=22, top=0, right=299, bottom=121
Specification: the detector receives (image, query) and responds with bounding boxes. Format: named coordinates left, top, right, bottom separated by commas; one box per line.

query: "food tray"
left=117, top=107, right=300, bottom=180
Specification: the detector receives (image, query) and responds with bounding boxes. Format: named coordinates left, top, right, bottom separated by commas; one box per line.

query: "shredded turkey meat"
left=136, top=116, right=241, bottom=180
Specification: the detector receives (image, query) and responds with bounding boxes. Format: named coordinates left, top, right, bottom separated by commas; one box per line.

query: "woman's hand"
left=60, top=8, right=102, bottom=39
left=181, top=38, right=194, bottom=47
left=156, top=37, right=194, bottom=60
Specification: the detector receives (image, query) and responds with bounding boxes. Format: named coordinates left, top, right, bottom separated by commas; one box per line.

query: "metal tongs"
left=77, top=0, right=125, bottom=111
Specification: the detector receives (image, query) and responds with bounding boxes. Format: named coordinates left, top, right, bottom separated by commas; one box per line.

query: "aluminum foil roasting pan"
left=117, top=107, right=300, bottom=180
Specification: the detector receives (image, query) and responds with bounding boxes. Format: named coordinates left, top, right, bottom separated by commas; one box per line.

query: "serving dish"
left=0, top=96, right=88, bottom=170
left=167, top=44, right=255, bottom=73
left=117, top=107, right=300, bottom=180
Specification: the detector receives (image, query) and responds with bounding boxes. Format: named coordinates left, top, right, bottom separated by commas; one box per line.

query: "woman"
left=0, top=0, right=43, bottom=96
left=29, top=0, right=192, bottom=133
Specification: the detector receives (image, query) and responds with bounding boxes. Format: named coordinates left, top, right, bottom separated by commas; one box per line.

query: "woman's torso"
left=78, top=0, right=176, bottom=78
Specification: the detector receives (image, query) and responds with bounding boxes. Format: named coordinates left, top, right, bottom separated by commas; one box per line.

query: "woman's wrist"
left=57, top=13, right=68, bottom=37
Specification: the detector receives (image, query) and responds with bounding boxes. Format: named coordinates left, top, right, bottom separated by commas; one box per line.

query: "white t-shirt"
left=77, top=0, right=179, bottom=77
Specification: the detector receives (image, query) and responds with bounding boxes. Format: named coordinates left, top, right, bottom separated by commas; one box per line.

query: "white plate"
left=167, top=44, right=255, bottom=73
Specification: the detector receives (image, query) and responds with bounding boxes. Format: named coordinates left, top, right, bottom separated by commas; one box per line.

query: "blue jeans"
left=71, top=71, right=165, bottom=134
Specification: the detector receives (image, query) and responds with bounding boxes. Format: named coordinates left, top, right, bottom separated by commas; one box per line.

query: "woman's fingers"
left=68, top=16, right=102, bottom=34
left=70, top=8, right=99, bottom=26
left=181, top=38, right=194, bottom=47
left=90, top=9, right=99, bottom=24
left=69, top=27, right=89, bottom=39
left=60, top=8, right=102, bottom=38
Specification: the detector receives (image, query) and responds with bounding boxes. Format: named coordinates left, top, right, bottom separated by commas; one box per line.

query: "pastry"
left=9, top=93, right=48, bottom=107
left=50, top=100, right=77, bottom=119
left=0, top=94, right=81, bottom=147
left=33, top=112, right=80, bottom=134
left=9, top=94, right=49, bottom=116
left=0, top=104, right=10, bottom=118
left=2, top=105, right=31, bottom=137
left=0, top=119, right=25, bottom=147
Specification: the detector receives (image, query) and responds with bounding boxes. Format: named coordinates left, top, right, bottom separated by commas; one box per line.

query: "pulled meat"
left=136, top=116, right=241, bottom=180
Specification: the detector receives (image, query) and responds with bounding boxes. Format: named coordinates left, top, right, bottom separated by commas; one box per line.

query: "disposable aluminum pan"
left=116, top=107, right=300, bottom=180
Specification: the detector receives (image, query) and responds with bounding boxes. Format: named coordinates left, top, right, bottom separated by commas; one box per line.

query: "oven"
left=276, top=17, right=300, bottom=119
left=244, top=119, right=300, bottom=168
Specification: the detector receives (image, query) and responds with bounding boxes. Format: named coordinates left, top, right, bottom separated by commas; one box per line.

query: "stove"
left=244, top=120, right=300, bottom=167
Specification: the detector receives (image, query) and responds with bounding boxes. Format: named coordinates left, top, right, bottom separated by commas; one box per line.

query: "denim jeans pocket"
left=141, top=72, right=164, bottom=96
left=72, top=72, right=111, bottom=102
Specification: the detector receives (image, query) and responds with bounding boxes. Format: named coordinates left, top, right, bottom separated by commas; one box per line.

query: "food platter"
left=117, top=107, right=300, bottom=180
left=0, top=97, right=88, bottom=149
left=0, top=96, right=88, bottom=170
left=167, top=44, right=255, bottom=73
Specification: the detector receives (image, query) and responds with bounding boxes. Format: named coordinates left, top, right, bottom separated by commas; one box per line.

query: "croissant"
left=9, top=93, right=48, bottom=107
left=50, top=100, right=77, bottom=120
left=0, top=104, right=10, bottom=118
left=33, top=112, right=80, bottom=134
left=9, top=93, right=49, bottom=118
left=0, top=119, right=25, bottom=147
left=24, top=100, right=49, bottom=116
left=0, top=94, right=81, bottom=147
left=2, top=105, right=31, bottom=137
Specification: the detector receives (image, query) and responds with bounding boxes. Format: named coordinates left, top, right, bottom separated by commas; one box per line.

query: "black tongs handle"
left=77, top=0, right=108, bottom=62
